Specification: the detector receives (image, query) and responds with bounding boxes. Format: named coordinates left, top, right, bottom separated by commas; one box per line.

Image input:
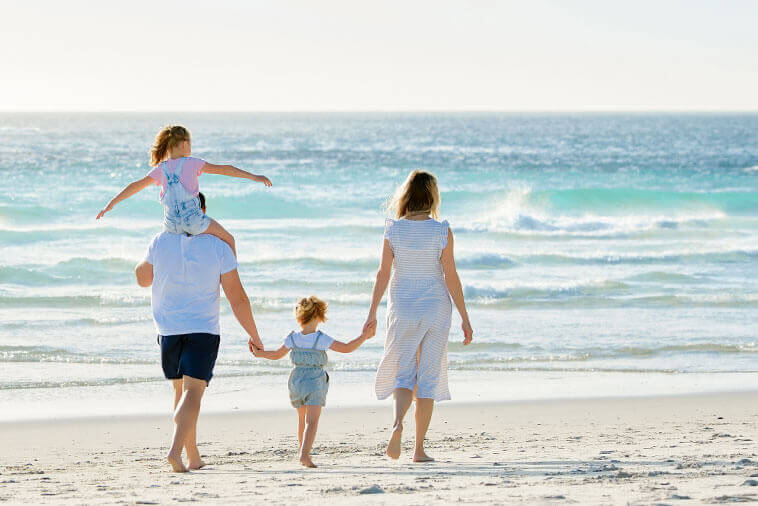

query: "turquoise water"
left=0, top=113, right=756, bottom=420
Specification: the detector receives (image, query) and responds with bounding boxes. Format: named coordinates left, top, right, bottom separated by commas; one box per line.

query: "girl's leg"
left=299, top=406, right=322, bottom=468
left=203, top=218, right=237, bottom=257
left=297, top=406, right=307, bottom=450
left=413, top=399, right=434, bottom=462
left=387, top=388, right=413, bottom=459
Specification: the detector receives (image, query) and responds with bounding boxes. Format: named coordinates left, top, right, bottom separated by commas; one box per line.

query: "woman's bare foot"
left=386, top=425, right=403, bottom=460
left=188, top=459, right=207, bottom=470
left=167, top=453, right=188, bottom=473
left=413, top=450, right=435, bottom=463
left=299, top=455, right=317, bottom=468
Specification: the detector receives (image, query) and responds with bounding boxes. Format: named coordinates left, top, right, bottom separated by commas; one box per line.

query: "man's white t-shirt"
left=145, top=232, right=237, bottom=336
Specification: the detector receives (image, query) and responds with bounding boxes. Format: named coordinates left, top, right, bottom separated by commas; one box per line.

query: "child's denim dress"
left=160, top=158, right=210, bottom=235
left=288, top=331, right=329, bottom=408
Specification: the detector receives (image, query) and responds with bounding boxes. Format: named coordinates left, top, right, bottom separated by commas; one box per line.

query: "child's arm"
left=96, top=176, right=154, bottom=219
left=329, top=321, right=376, bottom=354
left=202, top=163, right=273, bottom=187
left=252, top=344, right=289, bottom=360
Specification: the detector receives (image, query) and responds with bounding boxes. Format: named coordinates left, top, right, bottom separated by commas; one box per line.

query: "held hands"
left=254, top=175, right=273, bottom=187
left=96, top=202, right=114, bottom=220
left=248, top=336, right=264, bottom=356
left=362, top=320, right=377, bottom=340
left=362, top=317, right=377, bottom=340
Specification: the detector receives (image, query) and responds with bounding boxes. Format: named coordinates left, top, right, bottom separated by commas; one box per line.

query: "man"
left=134, top=192, right=264, bottom=473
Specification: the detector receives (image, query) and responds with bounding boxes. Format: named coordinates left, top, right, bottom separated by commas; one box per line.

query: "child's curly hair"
left=294, top=296, right=328, bottom=325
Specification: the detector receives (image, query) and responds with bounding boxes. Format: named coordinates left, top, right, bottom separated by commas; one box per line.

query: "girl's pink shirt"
left=146, top=157, right=206, bottom=198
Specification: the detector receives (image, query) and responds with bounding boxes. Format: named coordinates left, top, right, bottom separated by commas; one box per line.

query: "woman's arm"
left=253, top=345, right=289, bottom=360
left=96, top=176, right=154, bottom=219
left=363, top=239, right=393, bottom=333
left=441, top=229, right=473, bottom=344
left=330, top=321, right=377, bottom=354
left=202, top=163, right=272, bottom=186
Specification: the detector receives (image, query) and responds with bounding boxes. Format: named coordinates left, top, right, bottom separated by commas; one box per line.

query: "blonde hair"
left=386, top=170, right=441, bottom=219
left=150, top=125, right=191, bottom=167
left=294, top=296, right=328, bottom=325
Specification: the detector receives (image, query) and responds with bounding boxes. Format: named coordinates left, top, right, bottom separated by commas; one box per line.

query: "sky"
left=1, top=0, right=757, bottom=111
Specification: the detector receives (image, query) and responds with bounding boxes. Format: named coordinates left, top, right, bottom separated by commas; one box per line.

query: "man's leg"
left=167, top=376, right=206, bottom=473
left=172, top=379, right=183, bottom=410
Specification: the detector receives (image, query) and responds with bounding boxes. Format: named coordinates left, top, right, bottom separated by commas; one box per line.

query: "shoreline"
left=2, top=391, right=757, bottom=504
left=1, top=387, right=755, bottom=426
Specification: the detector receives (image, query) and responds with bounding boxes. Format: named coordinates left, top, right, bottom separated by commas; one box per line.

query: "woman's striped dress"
left=374, top=217, right=453, bottom=401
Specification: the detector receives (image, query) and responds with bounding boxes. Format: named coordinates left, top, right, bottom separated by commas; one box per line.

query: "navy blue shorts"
left=159, top=333, right=220, bottom=384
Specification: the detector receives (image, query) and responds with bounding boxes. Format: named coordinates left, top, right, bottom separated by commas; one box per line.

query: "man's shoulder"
left=150, top=231, right=177, bottom=247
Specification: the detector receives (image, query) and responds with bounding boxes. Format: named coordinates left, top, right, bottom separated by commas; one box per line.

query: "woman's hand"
left=362, top=316, right=377, bottom=339
left=362, top=320, right=377, bottom=339
left=462, top=319, right=473, bottom=345
left=96, top=202, right=113, bottom=220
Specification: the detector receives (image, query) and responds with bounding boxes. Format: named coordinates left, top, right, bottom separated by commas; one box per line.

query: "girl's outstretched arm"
left=96, top=176, right=154, bottom=219
left=253, top=345, right=289, bottom=360
left=202, top=163, right=272, bottom=186
left=329, top=321, right=376, bottom=353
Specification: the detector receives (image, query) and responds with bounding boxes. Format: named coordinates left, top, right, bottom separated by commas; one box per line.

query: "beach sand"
left=1, top=392, right=757, bottom=504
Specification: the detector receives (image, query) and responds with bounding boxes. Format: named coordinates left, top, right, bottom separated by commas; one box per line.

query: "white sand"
left=1, top=392, right=757, bottom=504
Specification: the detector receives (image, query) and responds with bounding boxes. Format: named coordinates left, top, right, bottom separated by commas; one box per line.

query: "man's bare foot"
left=386, top=425, right=403, bottom=460
left=167, top=453, right=188, bottom=473
left=188, top=459, right=207, bottom=470
left=299, top=455, right=317, bottom=468
left=413, top=450, right=435, bottom=463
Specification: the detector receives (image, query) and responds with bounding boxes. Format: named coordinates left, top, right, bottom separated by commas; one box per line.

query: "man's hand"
left=248, top=336, right=264, bottom=354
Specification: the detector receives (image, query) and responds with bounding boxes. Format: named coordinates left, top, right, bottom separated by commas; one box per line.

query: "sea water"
left=0, top=113, right=756, bottom=420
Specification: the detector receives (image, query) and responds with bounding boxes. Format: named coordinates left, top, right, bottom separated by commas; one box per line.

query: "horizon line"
left=2, top=109, right=758, bottom=114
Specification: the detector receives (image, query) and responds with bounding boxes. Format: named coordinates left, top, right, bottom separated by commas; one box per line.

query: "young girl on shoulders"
left=252, top=296, right=376, bottom=468
left=96, top=125, right=271, bottom=255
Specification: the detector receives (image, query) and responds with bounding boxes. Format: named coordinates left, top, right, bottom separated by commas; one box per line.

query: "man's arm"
left=135, top=260, right=153, bottom=287
left=220, top=268, right=264, bottom=351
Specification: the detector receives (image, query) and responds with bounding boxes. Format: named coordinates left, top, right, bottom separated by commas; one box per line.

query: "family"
left=98, top=125, right=474, bottom=472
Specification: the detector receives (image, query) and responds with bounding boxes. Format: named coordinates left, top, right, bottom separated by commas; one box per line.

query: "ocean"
left=0, top=112, right=756, bottom=421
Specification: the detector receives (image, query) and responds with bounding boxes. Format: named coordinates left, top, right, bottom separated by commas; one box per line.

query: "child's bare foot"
left=413, top=450, right=435, bottom=463
left=299, top=455, right=317, bottom=468
left=386, top=425, right=403, bottom=460
left=167, top=453, right=188, bottom=473
left=188, top=459, right=207, bottom=470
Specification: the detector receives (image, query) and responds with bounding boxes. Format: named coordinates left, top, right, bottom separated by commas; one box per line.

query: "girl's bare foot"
left=188, top=459, right=207, bottom=470
left=299, top=455, right=317, bottom=468
left=413, top=450, right=435, bottom=463
left=386, top=425, right=403, bottom=460
left=167, top=453, right=188, bottom=473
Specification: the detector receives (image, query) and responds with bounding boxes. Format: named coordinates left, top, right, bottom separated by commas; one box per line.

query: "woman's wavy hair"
left=385, top=170, right=441, bottom=219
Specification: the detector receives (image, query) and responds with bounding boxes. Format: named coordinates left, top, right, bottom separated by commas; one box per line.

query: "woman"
left=363, top=170, right=473, bottom=462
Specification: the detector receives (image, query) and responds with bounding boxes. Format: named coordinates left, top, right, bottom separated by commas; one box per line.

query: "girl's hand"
left=249, top=336, right=264, bottom=354
left=362, top=320, right=377, bottom=339
left=255, top=175, right=273, bottom=187
left=462, top=320, right=473, bottom=345
left=362, top=317, right=377, bottom=339
left=96, top=202, right=113, bottom=220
